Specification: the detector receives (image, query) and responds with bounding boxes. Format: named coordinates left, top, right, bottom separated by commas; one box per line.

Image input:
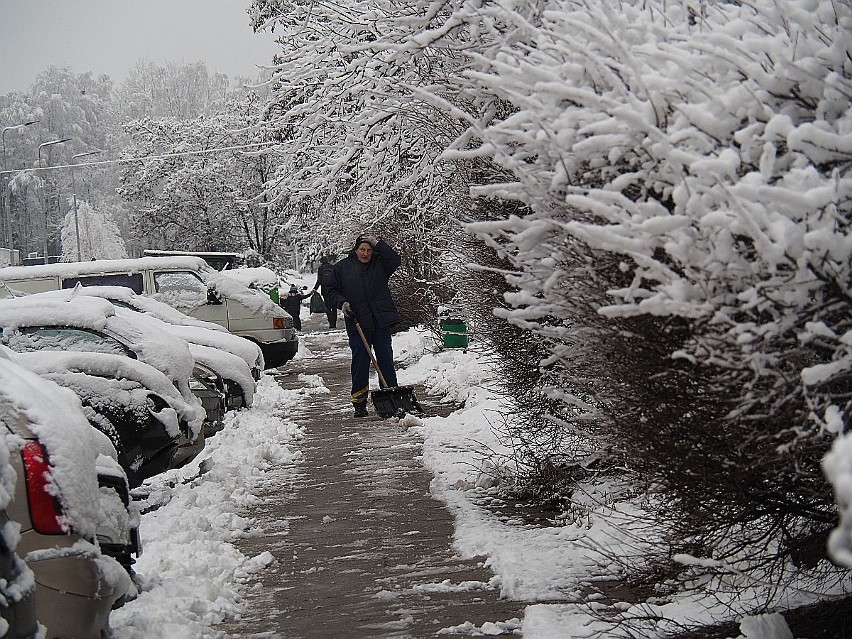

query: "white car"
left=0, top=256, right=297, bottom=368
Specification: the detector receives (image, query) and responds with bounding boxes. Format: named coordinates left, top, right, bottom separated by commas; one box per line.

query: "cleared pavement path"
left=219, top=313, right=522, bottom=638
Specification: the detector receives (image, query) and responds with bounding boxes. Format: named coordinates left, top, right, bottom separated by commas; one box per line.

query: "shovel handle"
left=353, top=319, right=392, bottom=388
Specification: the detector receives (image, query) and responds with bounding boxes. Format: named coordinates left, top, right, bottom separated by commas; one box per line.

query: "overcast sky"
left=0, top=0, right=280, bottom=94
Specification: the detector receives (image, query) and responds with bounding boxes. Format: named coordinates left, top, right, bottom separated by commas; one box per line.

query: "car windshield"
left=152, top=271, right=208, bottom=311
left=5, top=327, right=135, bottom=358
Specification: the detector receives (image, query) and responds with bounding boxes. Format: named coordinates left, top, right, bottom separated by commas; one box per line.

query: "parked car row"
left=0, top=255, right=297, bottom=368
left=0, top=283, right=267, bottom=637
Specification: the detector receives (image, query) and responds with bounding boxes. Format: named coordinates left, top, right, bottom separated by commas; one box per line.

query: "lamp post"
left=1, top=120, right=39, bottom=250
left=71, top=150, right=100, bottom=261
left=37, top=138, right=70, bottom=263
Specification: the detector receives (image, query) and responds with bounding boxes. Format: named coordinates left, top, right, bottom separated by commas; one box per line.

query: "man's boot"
left=353, top=403, right=368, bottom=417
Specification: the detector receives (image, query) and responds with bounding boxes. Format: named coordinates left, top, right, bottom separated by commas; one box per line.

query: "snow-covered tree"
left=28, top=65, right=115, bottom=153
left=117, top=93, right=287, bottom=259
left=249, top=0, right=490, bottom=321
left=1, top=66, right=119, bottom=257
left=114, top=60, right=230, bottom=120
left=61, top=198, right=127, bottom=261
left=4, top=170, right=42, bottom=257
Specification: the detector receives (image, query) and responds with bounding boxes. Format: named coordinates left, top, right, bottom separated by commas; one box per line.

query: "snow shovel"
left=352, top=318, right=424, bottom=418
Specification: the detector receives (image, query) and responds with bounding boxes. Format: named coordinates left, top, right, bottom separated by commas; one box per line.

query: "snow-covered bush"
left=435, top=0, right=851, bottom=571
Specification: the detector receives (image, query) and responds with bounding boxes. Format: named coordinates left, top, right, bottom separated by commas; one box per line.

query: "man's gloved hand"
left=341, top=301, right=353, bottom=317
left=364, top=235, right=379, bottom=247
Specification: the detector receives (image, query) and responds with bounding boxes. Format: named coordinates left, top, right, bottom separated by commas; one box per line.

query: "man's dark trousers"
left=348, top=325, right=398, bottom=404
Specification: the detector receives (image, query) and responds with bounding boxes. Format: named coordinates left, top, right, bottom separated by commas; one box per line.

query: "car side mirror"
left=207, top=287, right=223, bottom=305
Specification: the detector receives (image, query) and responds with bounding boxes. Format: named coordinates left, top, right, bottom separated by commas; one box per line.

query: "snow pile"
left=110, top=375, right=309, bottom=637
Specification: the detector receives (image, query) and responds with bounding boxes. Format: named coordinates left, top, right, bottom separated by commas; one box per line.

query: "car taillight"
left=22, top=441, right=66, bottom=535
left=273, top=316, right=285, bottom=329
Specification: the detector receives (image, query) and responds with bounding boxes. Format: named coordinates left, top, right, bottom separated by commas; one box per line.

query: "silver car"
left=0, top=349, right=135, bottom=638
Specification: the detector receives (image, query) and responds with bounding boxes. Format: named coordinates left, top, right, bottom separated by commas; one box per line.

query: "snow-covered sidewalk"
left=107, top=319, right=634, bottom=638
left=211, top=324, right=524, bottom=636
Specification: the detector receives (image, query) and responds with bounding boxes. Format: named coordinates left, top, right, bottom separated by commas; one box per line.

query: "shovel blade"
left=371, top=386, right=424, bottom=418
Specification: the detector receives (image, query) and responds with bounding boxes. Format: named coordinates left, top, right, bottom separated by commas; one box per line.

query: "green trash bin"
left=441, top=318, right=468, bottom=348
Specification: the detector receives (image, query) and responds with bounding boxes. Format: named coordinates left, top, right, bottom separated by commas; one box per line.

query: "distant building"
left=0, top=248, right=21, bottom=267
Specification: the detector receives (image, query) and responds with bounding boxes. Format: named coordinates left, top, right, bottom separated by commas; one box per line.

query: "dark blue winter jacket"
left=325, top=239, right=402, bottom=331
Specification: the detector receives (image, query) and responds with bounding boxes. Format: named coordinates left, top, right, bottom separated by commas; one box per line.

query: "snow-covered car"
left=0, top=349, right=135, bottom=638
left=2, top=347, right=143, bottom=578
left=11, top=349, right=188, bottom=488
left=188, top=362, right=227, bottom=439
left=0, top=294, right=206, bottom=469
left=32, top=285, right=261, bottom=408
left=110, top=305, right=256, bottom=411
left=101, top=284, right=264, bottom=375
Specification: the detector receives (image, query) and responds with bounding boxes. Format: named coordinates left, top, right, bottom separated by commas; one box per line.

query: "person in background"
left=313, top=255, right=338, bottom=329
left=324, top=234, right=401, bottom=417
left=281, top=284, right=312, bottom=331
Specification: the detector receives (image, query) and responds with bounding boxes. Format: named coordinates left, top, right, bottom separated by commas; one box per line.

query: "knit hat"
left=352, top=235, right=373, bottom=251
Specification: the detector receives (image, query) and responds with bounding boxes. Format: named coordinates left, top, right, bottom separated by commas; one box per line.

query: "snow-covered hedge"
left=429, top=0, right=851, bottom=567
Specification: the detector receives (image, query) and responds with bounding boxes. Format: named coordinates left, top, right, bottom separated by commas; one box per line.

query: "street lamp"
left=37, top=138, right=71, bottom=262
left=1, top=120, right=39, bottom=250
left=71, top=150, right=101, bottom=261
left=2, top=120, right=39, bottom=170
